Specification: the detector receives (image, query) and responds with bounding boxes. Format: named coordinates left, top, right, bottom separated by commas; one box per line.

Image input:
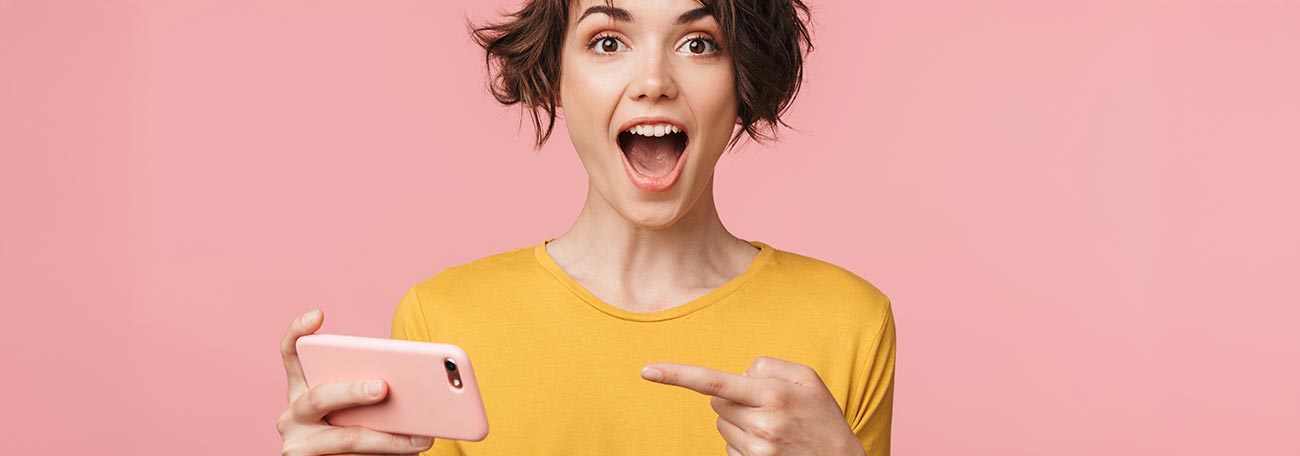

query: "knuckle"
left=275, top=410, right=292, bottom=436
left=796, top=363, right=816, bottom=376
left=752, top=416, right=786, bottom=441
left=305, top=388, right=329, bottom=414
left=750, top=440, right=778, bottom=456
left=759, top=388, right=784, bottom=406
left=767, top=417, right=788, bottom=436
left=797, top=364, right=821, bottom=382
left=751, top=417, right=772, bottom=439
left=279, top=440, right=303, bottom=456
left=703, top=376, right=728, bottom=396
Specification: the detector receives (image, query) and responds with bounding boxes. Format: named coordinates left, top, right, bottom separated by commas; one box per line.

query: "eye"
left=677, top=36, right=721, bottom=55
left=587, top=34, right=628, bottom=54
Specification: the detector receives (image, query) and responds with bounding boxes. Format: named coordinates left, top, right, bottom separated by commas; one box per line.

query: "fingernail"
left=366, top=379, right=383, bottom=397
left=302, top=309, right=320, bottom=325
left=411, top=435, right=432, bottom=446
left=641, top=366, right=662, bottom=381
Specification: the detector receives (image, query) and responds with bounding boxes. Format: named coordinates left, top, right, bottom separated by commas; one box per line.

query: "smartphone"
left=295, top=334, right=489, bottom=441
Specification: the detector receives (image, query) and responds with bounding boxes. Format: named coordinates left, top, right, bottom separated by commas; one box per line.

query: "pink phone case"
left=295, top=334, right=489, bottom=441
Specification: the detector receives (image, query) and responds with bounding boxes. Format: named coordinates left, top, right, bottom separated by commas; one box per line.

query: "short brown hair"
left=469, top=0, right=814, bottom=149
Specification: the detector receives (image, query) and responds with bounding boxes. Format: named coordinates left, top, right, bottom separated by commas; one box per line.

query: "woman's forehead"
left=570, top=0, right=713, bottom=24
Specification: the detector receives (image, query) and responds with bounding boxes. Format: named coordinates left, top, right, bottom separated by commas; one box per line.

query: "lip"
left=614, top=116, right=690, bottom=193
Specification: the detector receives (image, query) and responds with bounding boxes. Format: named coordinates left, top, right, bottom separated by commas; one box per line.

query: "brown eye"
left=678, top=37, right=718, bottom=55
left=599, top=37, right=619, bottom=53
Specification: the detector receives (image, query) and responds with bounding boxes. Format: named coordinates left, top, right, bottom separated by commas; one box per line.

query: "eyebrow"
left=577, top=5, right=714, bottom=26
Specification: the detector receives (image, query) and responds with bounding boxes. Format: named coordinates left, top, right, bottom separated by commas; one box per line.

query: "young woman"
left=277, top=0, right=896, bottom=455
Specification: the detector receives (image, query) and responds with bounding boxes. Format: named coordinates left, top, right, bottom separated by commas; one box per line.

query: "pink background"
left=2, top=0, right=1297, bottom=454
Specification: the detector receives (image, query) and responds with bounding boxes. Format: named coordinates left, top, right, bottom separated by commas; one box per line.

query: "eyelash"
left=585, top=33, right=723, bottom=55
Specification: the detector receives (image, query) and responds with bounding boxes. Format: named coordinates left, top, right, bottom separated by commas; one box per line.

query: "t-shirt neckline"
left=533, top=239, right=775, bottom=322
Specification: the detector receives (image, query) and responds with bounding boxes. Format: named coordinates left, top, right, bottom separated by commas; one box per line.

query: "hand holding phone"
left=295, top=333, right=489, bottom=441
left=276, top=309, right=484, bottom=456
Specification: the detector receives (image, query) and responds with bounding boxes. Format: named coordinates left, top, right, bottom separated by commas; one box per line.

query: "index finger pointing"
left=641, top=362, right=765, bottom=406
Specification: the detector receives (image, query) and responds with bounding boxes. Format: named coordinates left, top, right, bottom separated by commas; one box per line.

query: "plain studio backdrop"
left=1, top=0, right=1297, bottom=454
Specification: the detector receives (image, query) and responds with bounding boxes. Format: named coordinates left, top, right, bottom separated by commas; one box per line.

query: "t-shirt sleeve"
left=390, top=286, right=432, bottom=342
left=851, top=302, right=897, bottom=456
left=389, top=286, right=466, bottom=456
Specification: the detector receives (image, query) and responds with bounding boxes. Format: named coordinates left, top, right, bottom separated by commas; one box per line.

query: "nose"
left=627, top=49, right=678, bottom=102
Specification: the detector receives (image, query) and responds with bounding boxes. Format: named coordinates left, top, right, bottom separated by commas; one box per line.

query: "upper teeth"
left=625, top=123, right=680, bottom=137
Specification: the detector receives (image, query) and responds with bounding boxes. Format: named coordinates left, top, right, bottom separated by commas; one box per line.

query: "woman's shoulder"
left=392, top=243, right=546, bottom=339
left=759, top=243, right=892, bottom=316
left=407, top=242, right=544, bottom=297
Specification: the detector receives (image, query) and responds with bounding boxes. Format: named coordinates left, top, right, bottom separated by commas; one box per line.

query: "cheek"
left=683, top=65, right=738, bottom=151
left=561, top=58, right=624, bottom=151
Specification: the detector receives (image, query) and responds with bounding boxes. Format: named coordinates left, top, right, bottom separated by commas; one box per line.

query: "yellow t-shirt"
left=391, top=240, right=896, bottom=455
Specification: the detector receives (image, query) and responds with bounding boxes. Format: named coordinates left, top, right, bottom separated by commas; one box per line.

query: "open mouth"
left=616, top=123, right=688, bottom=192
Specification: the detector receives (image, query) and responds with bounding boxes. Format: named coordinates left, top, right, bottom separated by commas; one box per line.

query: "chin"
left=612, top=196, right=690, bottom=230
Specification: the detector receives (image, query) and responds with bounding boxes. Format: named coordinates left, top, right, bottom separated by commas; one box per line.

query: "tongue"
left=623, top=135, right=682, bottom=178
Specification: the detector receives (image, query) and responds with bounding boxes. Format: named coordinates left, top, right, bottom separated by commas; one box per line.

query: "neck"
left=545, top=177, right=759, bottom=312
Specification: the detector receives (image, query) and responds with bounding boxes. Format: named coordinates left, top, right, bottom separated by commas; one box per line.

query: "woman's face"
left=560, top=0, right=738, bottom=229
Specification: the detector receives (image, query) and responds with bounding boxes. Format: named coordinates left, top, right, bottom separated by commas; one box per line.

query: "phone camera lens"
left=443, top=358, right=463, bottom=389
